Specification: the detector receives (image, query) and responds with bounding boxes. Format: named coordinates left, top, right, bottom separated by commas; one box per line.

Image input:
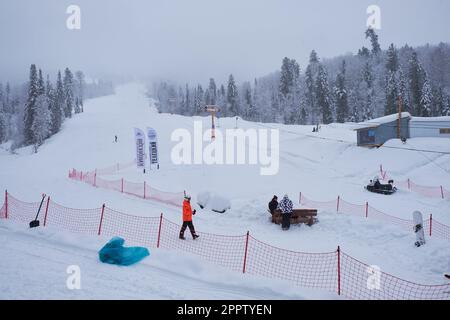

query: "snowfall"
left=0, top=83, right=449, bottom=299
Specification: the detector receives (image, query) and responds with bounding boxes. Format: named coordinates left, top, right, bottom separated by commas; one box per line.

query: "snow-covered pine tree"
left=305, top=50, right=320, bottom=124
left=51, top=71, right=64, bottom=135
left=23, top=64, right=39, bottom=145
left=63, top=68, right=74, bottom=118
left=315, top=64, right=333, bottom=124
left=4, top=82, right=11, bottom=114
left=408, top=51, right=425, bottom=116
left=432, top=86, right=447, bottom=116
left=206, top=78, right=217, bottom=106
left=384, top=44, right=399, bottom=115
left=335, top=60, right=349, bottom=123
left=75, top=71, right=85, bottom=107
left=360, top=60, right=375, bottom=120
left=227, top=74, right=239, bottom=117
left=195, top=84, right=204, bottom=115
left=240, top=82, right=253, bottom=120
left=300, top=107, right=307, bottom=125
left=385, top=71, right=398, bottom=115
left=385, top=44, right=399, bottom=73
left=74, top=97, right=81, bottom=114
left=419, top=76, right=432, bottom=117
left=31, top=94, right=51, bottom=152
left=0, top=105, right=6, bottom=143
left=397, top=68, right=410, bottom=113
left=38, top=69, right=45, bottom=96
left=365, top=28, right=381, bottom=56
left=280, top=57, right=293, bottom=97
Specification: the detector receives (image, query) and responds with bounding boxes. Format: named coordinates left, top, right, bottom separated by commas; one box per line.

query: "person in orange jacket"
left=179, top=194, right=199, bottom=240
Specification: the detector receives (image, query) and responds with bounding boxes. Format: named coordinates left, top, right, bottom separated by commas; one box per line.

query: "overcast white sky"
left=1, top=0, right=449, bottom=84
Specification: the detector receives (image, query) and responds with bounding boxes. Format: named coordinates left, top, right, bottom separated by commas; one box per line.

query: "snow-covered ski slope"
left=1, top=83, right=449, bottom=299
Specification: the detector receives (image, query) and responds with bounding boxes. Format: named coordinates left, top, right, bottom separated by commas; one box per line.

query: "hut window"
left=440, top=128, right=450, bottom=134
left=360, top=129, right=376, bottom=143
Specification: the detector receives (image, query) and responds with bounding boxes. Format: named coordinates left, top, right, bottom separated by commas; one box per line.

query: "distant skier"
left=268, top=195, right=278, bottom=215
left=114, top=135, right=118, bottom=143
left=179, top=194, right=199, bottom=240
left=278, top=194, right=293, bottom=230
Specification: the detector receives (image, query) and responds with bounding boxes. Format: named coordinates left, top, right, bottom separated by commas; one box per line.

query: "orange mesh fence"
left=1, top=191, right=449, bottom=300
left=5, top=194, right=41, bottom=223
left=380, top=167, right=450, bottom=200
left=245, top=236, right=338, bottom=291
left=101, top=207, right=161, bottom=248
left=299, top=192, right=450, bottom=241
left=340, top=252, right=450, bottom=300
left=69, top=168, right=182, bottom=208
left=159, top=219, right=247, bottom=273
left=45, top=199, right=101, bottom=236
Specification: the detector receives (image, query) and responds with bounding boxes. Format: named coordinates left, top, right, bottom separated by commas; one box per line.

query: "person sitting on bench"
left=268, top=195, right=278, bottom=215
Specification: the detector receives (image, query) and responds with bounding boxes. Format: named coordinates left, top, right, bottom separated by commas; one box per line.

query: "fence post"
left=80, top=170, right=83, bottom=181
left=121, top=178, right=124, bottom=193
left=440, top=186, right=444, bottom=199
left=98, top=204, right=105, bottom=236
left=379, top=164, right=383, bottom=176
left=4, top=190, right=8, bottom=219
left=157, top=213, right=163, bottom=248
left=299, top=192, right=302, bottom=205
left=43, top=196, right=50, bottom=226
left=365, top=202, right=368, bottom=218
left=429, top=214, right=432, bottom=237
left=337, top=246, right=341, bottom=296
left=144, top=181, right=146, bottom=199
left=407, top=178, right=411, bottom=190
left=336, top=196, right=340, bottom=212
left=243, top=231, right=250, bottom=274
left=94, top=171, right=97, bottom=187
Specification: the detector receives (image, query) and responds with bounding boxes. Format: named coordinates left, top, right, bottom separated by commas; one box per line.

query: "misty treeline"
left=0, top=65, right=114, bottom=151
left=152, top=28, right=450, bottom=125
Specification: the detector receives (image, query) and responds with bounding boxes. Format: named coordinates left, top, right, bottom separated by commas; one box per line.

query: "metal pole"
left=4, top=190, right=8, bottom=219
left=157, top=213, right=163, bottom=248
left=337, top=246, right=341, bottom=296
left=98, top=204, right=105, bottom=236
left=242, top=231, right=250, bottom=274
left=43, top=196, right=51, bottom=226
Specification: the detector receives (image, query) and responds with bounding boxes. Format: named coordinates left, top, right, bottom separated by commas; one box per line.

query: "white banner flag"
left=147, top=127, right=159, bottom=167
left=134, top=128, right=145, bottom=168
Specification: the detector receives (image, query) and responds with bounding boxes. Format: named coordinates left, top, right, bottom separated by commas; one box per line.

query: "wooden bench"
left=271, top=209, right=318, bottom=226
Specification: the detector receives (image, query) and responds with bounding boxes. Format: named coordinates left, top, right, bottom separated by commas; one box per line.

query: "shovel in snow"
left=29, top=193, right=46, bottom=228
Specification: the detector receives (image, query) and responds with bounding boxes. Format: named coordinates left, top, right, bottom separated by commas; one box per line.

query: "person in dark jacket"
left=268, top=195, right=278, bottom=215
left=278, top=194, right=293, bottom=230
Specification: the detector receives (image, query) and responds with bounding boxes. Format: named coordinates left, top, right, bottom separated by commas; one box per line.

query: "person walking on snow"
left=278, top=194, right=293, bottom=230
left=179, top=194, right=199, bottom=240
left=114, top=135, right=118, bottom=143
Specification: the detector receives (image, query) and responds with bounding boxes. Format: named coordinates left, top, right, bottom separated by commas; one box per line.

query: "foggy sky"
left=1, top=0, right=449, bottom=85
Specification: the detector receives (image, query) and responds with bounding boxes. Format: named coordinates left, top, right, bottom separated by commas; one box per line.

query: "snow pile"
left=196, top=191, right=231, bottom=213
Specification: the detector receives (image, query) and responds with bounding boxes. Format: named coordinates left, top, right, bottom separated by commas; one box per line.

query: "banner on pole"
left=147, top=127, right=159, bottom=167
left=134, top=128, right=145, bottom=168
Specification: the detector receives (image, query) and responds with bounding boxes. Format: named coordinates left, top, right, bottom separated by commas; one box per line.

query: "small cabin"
left=355, top=112, right=411, bottom=147
left=410, top=116, right=450, bottom=138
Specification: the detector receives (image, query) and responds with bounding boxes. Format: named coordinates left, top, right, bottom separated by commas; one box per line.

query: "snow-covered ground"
left=1, top=83, right=449, bottom=299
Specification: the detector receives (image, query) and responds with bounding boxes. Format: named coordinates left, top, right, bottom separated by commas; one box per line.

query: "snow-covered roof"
left=354, top=112, right=411, bottom=130
left=410, top=116, right=450, bottom=122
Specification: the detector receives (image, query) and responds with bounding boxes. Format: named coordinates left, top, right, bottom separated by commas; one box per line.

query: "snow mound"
left=196, top=191, right=231, bottom=213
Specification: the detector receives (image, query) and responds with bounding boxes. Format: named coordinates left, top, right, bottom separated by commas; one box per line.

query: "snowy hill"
left=1, top=83, right=449, bottom=299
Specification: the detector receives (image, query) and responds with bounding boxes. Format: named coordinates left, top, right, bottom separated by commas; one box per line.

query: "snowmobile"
left=365, top=177, right=397, bottom=195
